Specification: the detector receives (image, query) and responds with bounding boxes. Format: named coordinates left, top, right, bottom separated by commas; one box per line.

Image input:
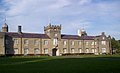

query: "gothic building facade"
left=0, top=22, right=112, bottom=56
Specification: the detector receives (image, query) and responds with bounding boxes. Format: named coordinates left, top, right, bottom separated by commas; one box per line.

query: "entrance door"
left=52, top=48, right=57, bottom=56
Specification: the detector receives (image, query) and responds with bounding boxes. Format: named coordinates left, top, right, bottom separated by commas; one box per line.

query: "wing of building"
left=0, top=23, right=112, bottom=56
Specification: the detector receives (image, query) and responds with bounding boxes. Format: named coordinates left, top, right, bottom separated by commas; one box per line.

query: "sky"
left=0, top=0, right=120, bottom=39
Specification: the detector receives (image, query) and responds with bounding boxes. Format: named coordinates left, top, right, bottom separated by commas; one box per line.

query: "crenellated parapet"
left=44, top=23, right=61, bottom=31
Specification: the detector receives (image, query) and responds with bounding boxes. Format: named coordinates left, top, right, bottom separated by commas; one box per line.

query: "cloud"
left=50, top=0, right=71, bottom=9
left=79, top=0, right=92, bottom=5
left=0, top=0, right=120, bottom=39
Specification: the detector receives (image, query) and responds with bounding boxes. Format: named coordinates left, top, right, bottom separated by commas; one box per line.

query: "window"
left=95, top=49, right=97, bottom=53
left=92, top=49, right=95, bottom=53
left=71, top=41, right=74, bottom=46
left=14, top=48, right=18, bottom=54
left=24, top=48, right=29, bottom=55
left=44, top=48, right=48, bottom=54
left=63, top=48, right=67, bottom=53
left=78, top=48, right=82, bottom=53
left=95, top=42, right=97, bottom=45
left=101, top=41, right=106, bottom=45
left=53, top=39, right=57, bottom=45
left=91, top=42, right=97, bottom=45
left=14, top=39, right=19, bottom=44
left=63, top=41, right=67, bottom=45
left=86, top=48, right=89, bottom=53
left=78, top=41, right=81, bottom=45
left=71, top=48, right=75, bottom=53
left=24, top=39, right=29, bottom=45
left=54, top=34, right=57, bottom=37
left=86, top=42, right=89, bottom=45
left=91, top=41, right=94, bottom=45
left=102, top=48, right=106, bottom=53
left=102, top=37, right=105, bottom=40
left=34, top=48, right=39, bottom=54
left=34, top=40, right=39, bottom=46
left=44, top=40, right=48, bottom=45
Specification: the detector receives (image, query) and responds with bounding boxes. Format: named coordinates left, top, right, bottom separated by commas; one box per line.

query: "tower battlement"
left=44, top=24, right=61, bottom=31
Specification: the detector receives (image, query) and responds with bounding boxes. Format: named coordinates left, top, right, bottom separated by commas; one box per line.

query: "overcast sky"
left=0, top=0, right=120, bottom=39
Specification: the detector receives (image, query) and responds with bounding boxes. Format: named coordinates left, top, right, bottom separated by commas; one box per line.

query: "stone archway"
left=52, top=48, right=57, bottom=56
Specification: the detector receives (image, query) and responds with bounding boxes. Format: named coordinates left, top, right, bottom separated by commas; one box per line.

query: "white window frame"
left=24, top=39, right=29, bottom=45
left=78, top=48, right=82, bottom=53
left=91, top=41, right=94, bottom=45
left=95, top=42, right=97, bottom=45
left=86, top=48, right=89, bottom=53
left=54, top=34, right=57, bottom=37
left=24, top=48, right=29, bottom=55
left=102, top=37, right=105, bottom=40
left=102, top=48, right=106, bottom=53
left=86, top=42, right=89, bottom=45
left=34, top=48, right=39, bottom=54
left=71, top=48, right=75, bottom=53
left=63, top=41, right=67, bottom=45
left=63, top=48, right=67, bottom=53
left=44, top=48, right=48, bottom=54
left=101, top=41, right=106, bottom=45
left=14, top=48, right=18, bottom=54
left=92, top=49, right=95, bottom=53
left=78, top=41, right=81, bottom=45
left=14, top=39, right=19, bottom=45
left=71, top=41, right=74, bottom=46
left=44, top=40, right=48, bottom=45
left=34, top=40, right=39, bottom=46
left=53, top=39, right=57, bottom=45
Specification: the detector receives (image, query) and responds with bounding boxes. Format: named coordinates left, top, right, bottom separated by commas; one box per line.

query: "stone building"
left=0, top=22, right=112, bottom=56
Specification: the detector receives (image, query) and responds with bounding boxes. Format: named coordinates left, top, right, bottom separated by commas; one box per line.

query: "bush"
left=62, top=53, right=94, bottom=56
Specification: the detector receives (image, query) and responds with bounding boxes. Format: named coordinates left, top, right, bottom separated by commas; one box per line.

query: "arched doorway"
left=52, top=48, right=57, bottom=56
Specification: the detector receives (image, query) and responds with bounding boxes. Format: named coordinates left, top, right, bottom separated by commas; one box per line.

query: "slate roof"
left=5, top=32, right=96, bottom=40
left=5, top=32, right=50, bottom=39
left=61, top=34, right=95, bottom=40
left=61, top=34, right=80, bottom=40
left=80, top=36, right=95, bottom=40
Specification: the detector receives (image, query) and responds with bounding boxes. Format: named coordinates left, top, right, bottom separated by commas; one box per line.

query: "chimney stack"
left=18, top=26, right=22, bottom=33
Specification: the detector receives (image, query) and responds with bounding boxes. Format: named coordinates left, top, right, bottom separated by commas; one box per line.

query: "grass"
left=0, top=55, right=120, bottom=73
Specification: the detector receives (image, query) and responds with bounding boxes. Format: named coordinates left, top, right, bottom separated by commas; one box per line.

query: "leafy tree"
left=111, top=37, right=120, bottom=54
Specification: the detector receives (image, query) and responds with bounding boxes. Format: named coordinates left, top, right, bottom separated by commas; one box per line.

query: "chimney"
left=18, top=26, right=22, bottom=33
left=101, top=32, right=105, bottom=35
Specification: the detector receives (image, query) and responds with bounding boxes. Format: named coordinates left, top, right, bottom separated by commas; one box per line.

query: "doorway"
left=52, top=48, right=57, bottom=56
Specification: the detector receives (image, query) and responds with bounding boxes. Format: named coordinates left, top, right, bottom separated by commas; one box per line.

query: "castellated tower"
left=2, top=23, right=8, bottom=32
left=44, top=23, right=61, bottom=40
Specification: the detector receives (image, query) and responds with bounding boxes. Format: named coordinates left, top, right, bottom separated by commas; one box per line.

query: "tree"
left=111, top=37, right=120, bottom=54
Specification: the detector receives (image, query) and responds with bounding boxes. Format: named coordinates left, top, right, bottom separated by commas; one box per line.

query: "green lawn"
left=0, top=55, right=120, bottom=73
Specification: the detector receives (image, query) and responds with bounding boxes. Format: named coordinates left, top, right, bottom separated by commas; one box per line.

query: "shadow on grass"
left=0, top=56, right=120, bottom=73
